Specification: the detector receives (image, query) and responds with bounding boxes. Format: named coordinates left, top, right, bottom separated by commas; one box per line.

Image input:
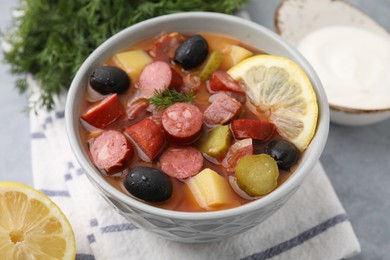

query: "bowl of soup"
left=66, top=12, right=329, bottom=242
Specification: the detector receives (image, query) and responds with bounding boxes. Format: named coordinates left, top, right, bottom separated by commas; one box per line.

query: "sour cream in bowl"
left=275, top=0, right=390, bottom=126
left=297, top=25, right=390, bottom=125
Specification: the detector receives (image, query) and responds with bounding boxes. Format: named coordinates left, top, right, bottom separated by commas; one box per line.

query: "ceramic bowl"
left=66, top=12, right=329, bottom=242
left=275, top=0, right=390, bottom=126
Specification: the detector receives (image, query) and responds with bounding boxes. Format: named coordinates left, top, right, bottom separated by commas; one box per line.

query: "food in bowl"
left=297, top=25, right=390, bottom=111
left=79, top=31, right=318, bottom=212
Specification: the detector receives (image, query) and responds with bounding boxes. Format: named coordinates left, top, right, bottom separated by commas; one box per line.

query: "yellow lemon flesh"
left=0, top=182, right=76, bottom=259
left=228, top=55, right=318, bottom=151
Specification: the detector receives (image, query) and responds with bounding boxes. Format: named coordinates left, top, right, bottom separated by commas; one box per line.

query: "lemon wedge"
left=228, top=55, right=318, bottom=151
left=0, top=182, right=76, bottom=259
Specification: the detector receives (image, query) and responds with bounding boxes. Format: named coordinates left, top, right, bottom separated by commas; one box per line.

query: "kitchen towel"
left=29, top=78, right=361, bottom=259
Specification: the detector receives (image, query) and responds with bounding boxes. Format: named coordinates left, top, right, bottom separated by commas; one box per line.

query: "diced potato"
left=114, top=50, right=153, bottom=80
left=221, top=44, right=253, bottom=69
left=229, top=45, right=253, bottom=64
left=198, top=125, right=231, bottom=159
left=186, top=168, right=236, bottom=210
left=203, top=34, right=239, bottom=53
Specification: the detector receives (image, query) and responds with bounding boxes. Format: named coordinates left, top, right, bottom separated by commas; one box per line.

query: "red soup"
left=80, top=32, right=305, bottom=212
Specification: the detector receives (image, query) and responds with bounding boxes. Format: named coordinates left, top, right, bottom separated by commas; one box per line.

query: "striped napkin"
left=29, top=75, right=361, bottom=259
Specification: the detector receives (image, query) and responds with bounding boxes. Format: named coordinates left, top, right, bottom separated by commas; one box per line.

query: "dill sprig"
left=148, top=89, right=195, bottom=111
left=1, top=0, right=249, bottom=111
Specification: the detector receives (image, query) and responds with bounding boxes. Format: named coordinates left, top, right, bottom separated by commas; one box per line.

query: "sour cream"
left=297, top=25, right=390, bottom=109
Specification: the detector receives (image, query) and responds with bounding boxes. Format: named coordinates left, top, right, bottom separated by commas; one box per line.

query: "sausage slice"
left=149, top=32, right=184, bottom=62
left=231, top=119, right=276, bottom=141
left=124, top=118, right=165, bottom=162
left=159, top=146, right=203, bottom=179
left=90, top=130, right=133, bottom=172
left=81, top=94, right=125, bottom=128
left=138, top=61, right=183, bottom=97
left=161, top=103, right=203, bottom=144
left=221, top=138, right=253, bottom=173
left=208, top=70, right=244, bottom=93
left=203, top=92, right=242, bottom=126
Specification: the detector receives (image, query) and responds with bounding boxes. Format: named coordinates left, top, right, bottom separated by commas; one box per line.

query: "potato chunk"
left=222, top=44, right=253, bottom=68
left=186, top=168, right=237, bottom=210
left=114, top=50, right=153, bottom=79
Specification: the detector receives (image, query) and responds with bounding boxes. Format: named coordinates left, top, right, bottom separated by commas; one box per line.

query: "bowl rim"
left=66, top=11, right=329, bottom=220
left=330, top=103, right=390, bottom=114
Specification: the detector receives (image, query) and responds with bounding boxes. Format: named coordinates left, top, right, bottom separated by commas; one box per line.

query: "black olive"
left=124, top=166, right=172, bottom=203
left=174, top=35, right=208, bottom=70
left=265, top=139, right=300, bottom=170
left=89, top=66, right=130, bottom=95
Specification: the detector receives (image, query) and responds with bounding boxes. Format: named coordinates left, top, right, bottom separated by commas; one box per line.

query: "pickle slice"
left=198, top=125, right=231, bottom=160
left=199, top=50, right=224, bottom=81
left=235, top=154, right=279, bottom=196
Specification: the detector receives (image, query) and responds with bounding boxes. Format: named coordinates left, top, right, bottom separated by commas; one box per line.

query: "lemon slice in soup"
left=228, top=55, right=318, bottom=151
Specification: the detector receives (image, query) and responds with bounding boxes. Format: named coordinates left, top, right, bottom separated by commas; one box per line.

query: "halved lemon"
left=0, top=182, right=76, bottom=259
left=228, top=55, right=318, bottom=151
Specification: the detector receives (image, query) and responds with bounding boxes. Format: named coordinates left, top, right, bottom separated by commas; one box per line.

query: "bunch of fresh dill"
left=2, top=0, right=248, bottom=111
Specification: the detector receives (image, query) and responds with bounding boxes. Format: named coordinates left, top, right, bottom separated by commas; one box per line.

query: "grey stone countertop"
left=0, top=0, right=389, bottom=259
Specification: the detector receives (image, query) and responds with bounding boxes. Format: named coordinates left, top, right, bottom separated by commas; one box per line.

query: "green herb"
left=1, top=0, right=249, bottom=111
left=148, top=89, right=195, bottom=111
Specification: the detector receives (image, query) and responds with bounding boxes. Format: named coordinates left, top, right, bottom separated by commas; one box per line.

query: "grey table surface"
left=0, top=0, right=389, bottom=259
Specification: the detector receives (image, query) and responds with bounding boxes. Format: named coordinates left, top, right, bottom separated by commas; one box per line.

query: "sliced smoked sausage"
left=221, top=138, right=253, bottom=173
left=81, top=94, right=125, bottom=128
left=231, top=119, right=276, bottom=141
left=203, top=92, right=242, bottom=126
left=208, top=70, right=244, bottom=93
left=138, top=61, right=183, bottom=97
left=90, top=130, right=133, bottom=172
left=124, top=118, right=166, bottom=162
left=161, top=102, right=203, bottom=144
left=159, top=146, right=204, bottom=179
left=149, top=32, right=184, bottom=62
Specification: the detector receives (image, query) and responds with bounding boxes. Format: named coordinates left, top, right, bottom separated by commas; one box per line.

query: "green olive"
left=235, top=154, right=279, bottom=196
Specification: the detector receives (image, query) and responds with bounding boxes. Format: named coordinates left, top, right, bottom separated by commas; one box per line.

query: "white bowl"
left=275, top=0, right=390, bottom=126
left=329, top=104, right=390, bottom=126
left=66, top=12, right=329, bottom=242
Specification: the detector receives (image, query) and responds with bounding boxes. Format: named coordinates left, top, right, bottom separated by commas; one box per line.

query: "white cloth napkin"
left=29, top=83, right=361, bottom=259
